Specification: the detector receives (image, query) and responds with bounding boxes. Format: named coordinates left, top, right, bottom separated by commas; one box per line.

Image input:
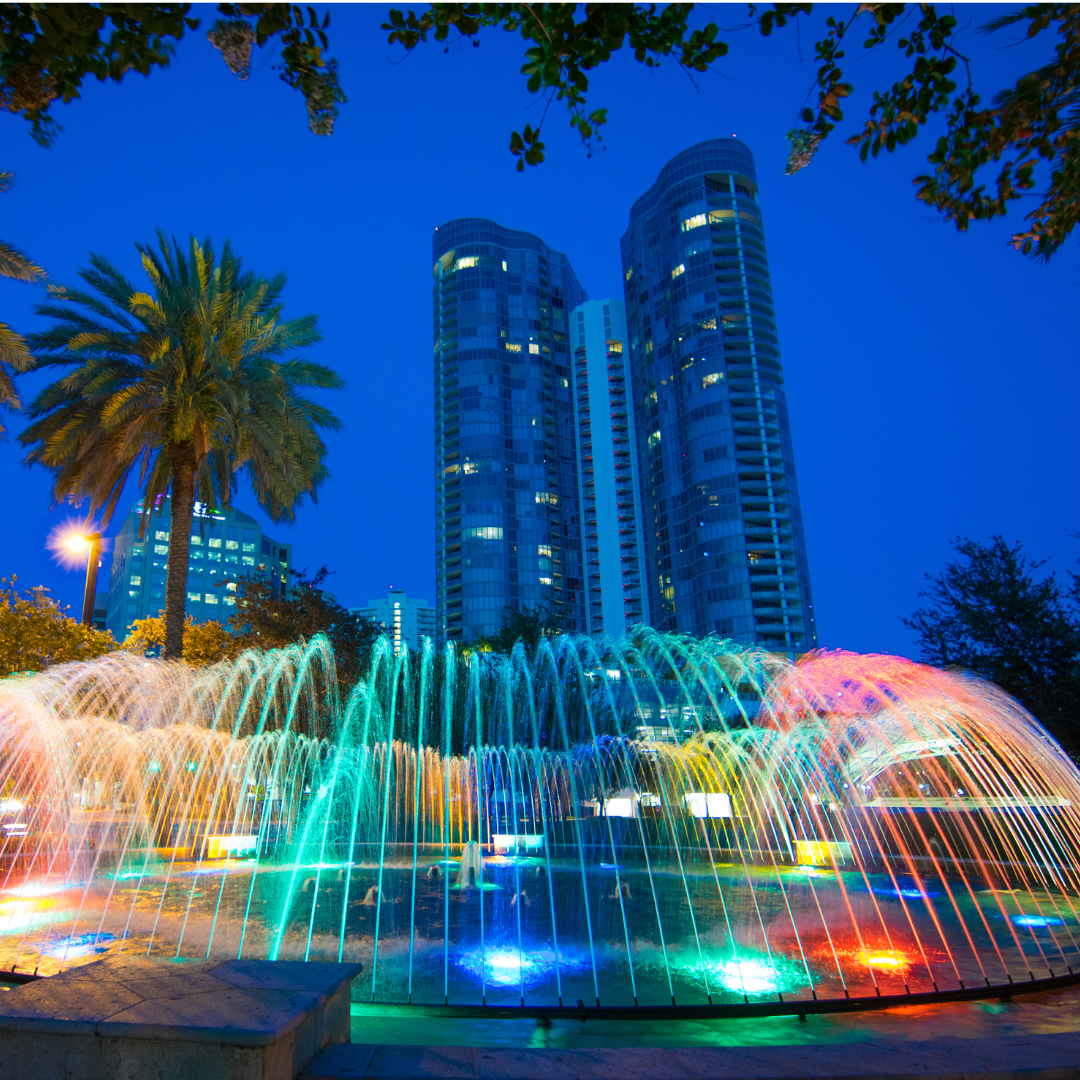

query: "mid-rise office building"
left=569, top=299, right=649, bottom=639
left=620, top=139, right=816, bottom=652
left=106, top=495, right=292, bottom=642
left=433, top=218, right=585, bottom=645
left=352, top=588, right=436, bottom=655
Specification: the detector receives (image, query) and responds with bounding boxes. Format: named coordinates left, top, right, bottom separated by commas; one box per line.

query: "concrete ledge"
left=0, top=956, right=361, bottom=1080
left=300, top=1034, right=1080, bottom=1080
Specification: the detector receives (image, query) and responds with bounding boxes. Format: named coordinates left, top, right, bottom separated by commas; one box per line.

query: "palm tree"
left=20, top=233, right=343, bottom=660
left=0, top=170, right=46, bottom=438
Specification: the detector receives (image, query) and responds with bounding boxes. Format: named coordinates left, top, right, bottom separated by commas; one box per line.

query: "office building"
left=433, top=218, right=585, bottom=645
left=620, top=139, right=816, bottom=652
left=352, top=588, right=436, bottom=654
left=570, top=299, right=649, bottom=639
left=106, top=495, right=292, bottom=642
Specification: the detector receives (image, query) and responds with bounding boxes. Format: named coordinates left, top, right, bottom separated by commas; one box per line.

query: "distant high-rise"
left=105, top=496, right=292, bottom=642
left=433, top=219, right=585, bottom=645
left=352, top=588, right=436, bottom=655
left=621, top=139, right=816, bottom=652
left=570, top=299, right=649, bottom=639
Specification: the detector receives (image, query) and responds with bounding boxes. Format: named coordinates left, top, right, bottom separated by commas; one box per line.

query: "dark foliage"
left=228, top=565, right=381, bottom=690
left=904, top=535, right=1080, bottom=750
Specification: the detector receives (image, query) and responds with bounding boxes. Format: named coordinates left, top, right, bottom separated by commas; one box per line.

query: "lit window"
left=681, top=213, right=707, bottom=232
left=190, top=535, right=202, bottom=546
left=129, top=575, right=142, bottom=586
left=224, top=596, right=236, bottom=606
left=606, top=339, right=623, bottom=354
left=207, top=551, right=221, bottom=563
left=708, top=209, right=735, bottom=223
left=128, top=589, right=139, bottom=598
left=644, top=339, right=653, bottom=355
left=502, top=260, right=507, bottom=271
left=671, top=264, right=685, bottom=279
left=208, top=538, right=222, bottom=549
left=702, top=373, right=721, bottom=388
left=155, top=530, right=170, bottom=541
left=528, top=343, right=540, bottom=354
left=241, top=542, right=255, bottom=553
left=442, top=463, right=460, bottom=476
left=187, top=591, right=201, bottom=602
left=205, top=593, right=219, bottom=605
left=225, top=554, right=238, bottom=565
left=625, top=266, right=633, bottom=282
left=560, top=378, right=569, bottom=389
left=463, top=526, right=504, bottom=540
left=535, top=491, right=558, bottom=506
left=454, top=255, right=478, bottom=270
left=648, top=430, right=661, bottom=450
left=538, top=545, right=552, bottom=557
left=505, top=342, right=521, bottom=352
left=153, top=544, right=168, bottom=555
left=191, top=549, right=203, bottom=560
left=242, top=555, right=255, bottom=566
left=539, top=576, right=553, bottom=585
left=225, top=540, right=239, bottom=550
left=226, top=582, right=237, bottom=592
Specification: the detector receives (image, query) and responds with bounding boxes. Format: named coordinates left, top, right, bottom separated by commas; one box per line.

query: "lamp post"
left=66, top=532, right=103, bottom=626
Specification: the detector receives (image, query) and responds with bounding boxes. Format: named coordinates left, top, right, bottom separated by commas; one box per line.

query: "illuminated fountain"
left=2, top=630, right=1079, bottom=1015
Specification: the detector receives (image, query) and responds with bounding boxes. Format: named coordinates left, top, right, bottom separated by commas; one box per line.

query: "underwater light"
left=870, top=886, right=927, bottom=899
left=866, top=955, right=901, bottom=968
left=717, top=959, right=777, bottom=994
left=1012, top=914, right=1064, bottom=928
left=686, top=953, right=807, bottom=997
left=5, top=883, right=62, bottom=898
left=44, top=931, right=115, bottom=959
left=454, top=946, right=582, bottom=988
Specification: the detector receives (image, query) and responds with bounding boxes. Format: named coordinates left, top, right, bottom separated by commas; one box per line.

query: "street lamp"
left=65, top=532, right=103, bottom=626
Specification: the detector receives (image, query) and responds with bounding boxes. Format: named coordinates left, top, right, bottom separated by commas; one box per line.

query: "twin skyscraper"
left=433, top=138, right=816, bottom=654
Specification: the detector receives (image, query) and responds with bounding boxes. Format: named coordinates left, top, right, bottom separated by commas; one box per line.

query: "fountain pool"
left=2, top=630, right=1078, bottom=1017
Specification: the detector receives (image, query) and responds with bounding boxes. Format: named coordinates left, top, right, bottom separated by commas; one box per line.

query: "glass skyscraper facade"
left=433, top=219, right=585, bottom=645
left=570, top=299, right=649, bottom=639
left=620, top=139, right=816, bottom=652
left=105, top=496, right=292, bottom=642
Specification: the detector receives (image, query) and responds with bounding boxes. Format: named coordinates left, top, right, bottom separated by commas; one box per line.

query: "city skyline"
left=1, top=5, right=1075, bottom=657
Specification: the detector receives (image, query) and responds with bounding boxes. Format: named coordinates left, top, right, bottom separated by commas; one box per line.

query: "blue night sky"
left=1, top=4, right=1076, bottom=657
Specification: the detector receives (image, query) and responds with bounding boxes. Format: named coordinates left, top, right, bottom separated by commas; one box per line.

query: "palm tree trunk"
left=163, top=441, right=196, bottom=661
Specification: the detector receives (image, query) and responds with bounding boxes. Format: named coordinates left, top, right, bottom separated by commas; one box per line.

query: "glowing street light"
left=64, top=530, right=103, bottom=626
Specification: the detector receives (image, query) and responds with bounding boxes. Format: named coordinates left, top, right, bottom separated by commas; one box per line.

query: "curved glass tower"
left=621, top=139, right=816, bottom=652
left=433, top=219, right=585, bottom=644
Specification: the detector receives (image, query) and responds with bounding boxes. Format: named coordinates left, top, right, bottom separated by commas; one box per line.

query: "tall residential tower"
left=433, top=219, right=585, bottom=645
left=621, top=139, right=816, bottom=652
left=570, top=299, right=649, bottom=639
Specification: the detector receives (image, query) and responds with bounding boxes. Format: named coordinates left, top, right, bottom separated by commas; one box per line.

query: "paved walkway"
left=301, top=1033, right=1080, bottom=1080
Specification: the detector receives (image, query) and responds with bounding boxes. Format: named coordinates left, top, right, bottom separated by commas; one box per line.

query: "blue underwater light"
left=1012, top=914, right=1065, bottom=928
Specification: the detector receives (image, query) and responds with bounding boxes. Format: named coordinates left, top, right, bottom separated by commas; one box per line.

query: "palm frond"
left=0, top=240, right=45, bottom=282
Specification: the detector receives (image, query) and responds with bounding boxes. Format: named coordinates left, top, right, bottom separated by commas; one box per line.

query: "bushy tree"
left=122, top=612, right=233, bottom=665
left=904, top=536, right=1080, bottom=748
left=0, top=3, right=345, bottom=145
left=476, top=601, right=564, bottom=656
left=0, top=574, right=115, bottom=675
left=0, top=170, right=45, bottom=436
left=387, top=3, right=1080, bottom=258
left=229, top=566, right=382, bottom=688
left=19, top=234, right=343, bottom=662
